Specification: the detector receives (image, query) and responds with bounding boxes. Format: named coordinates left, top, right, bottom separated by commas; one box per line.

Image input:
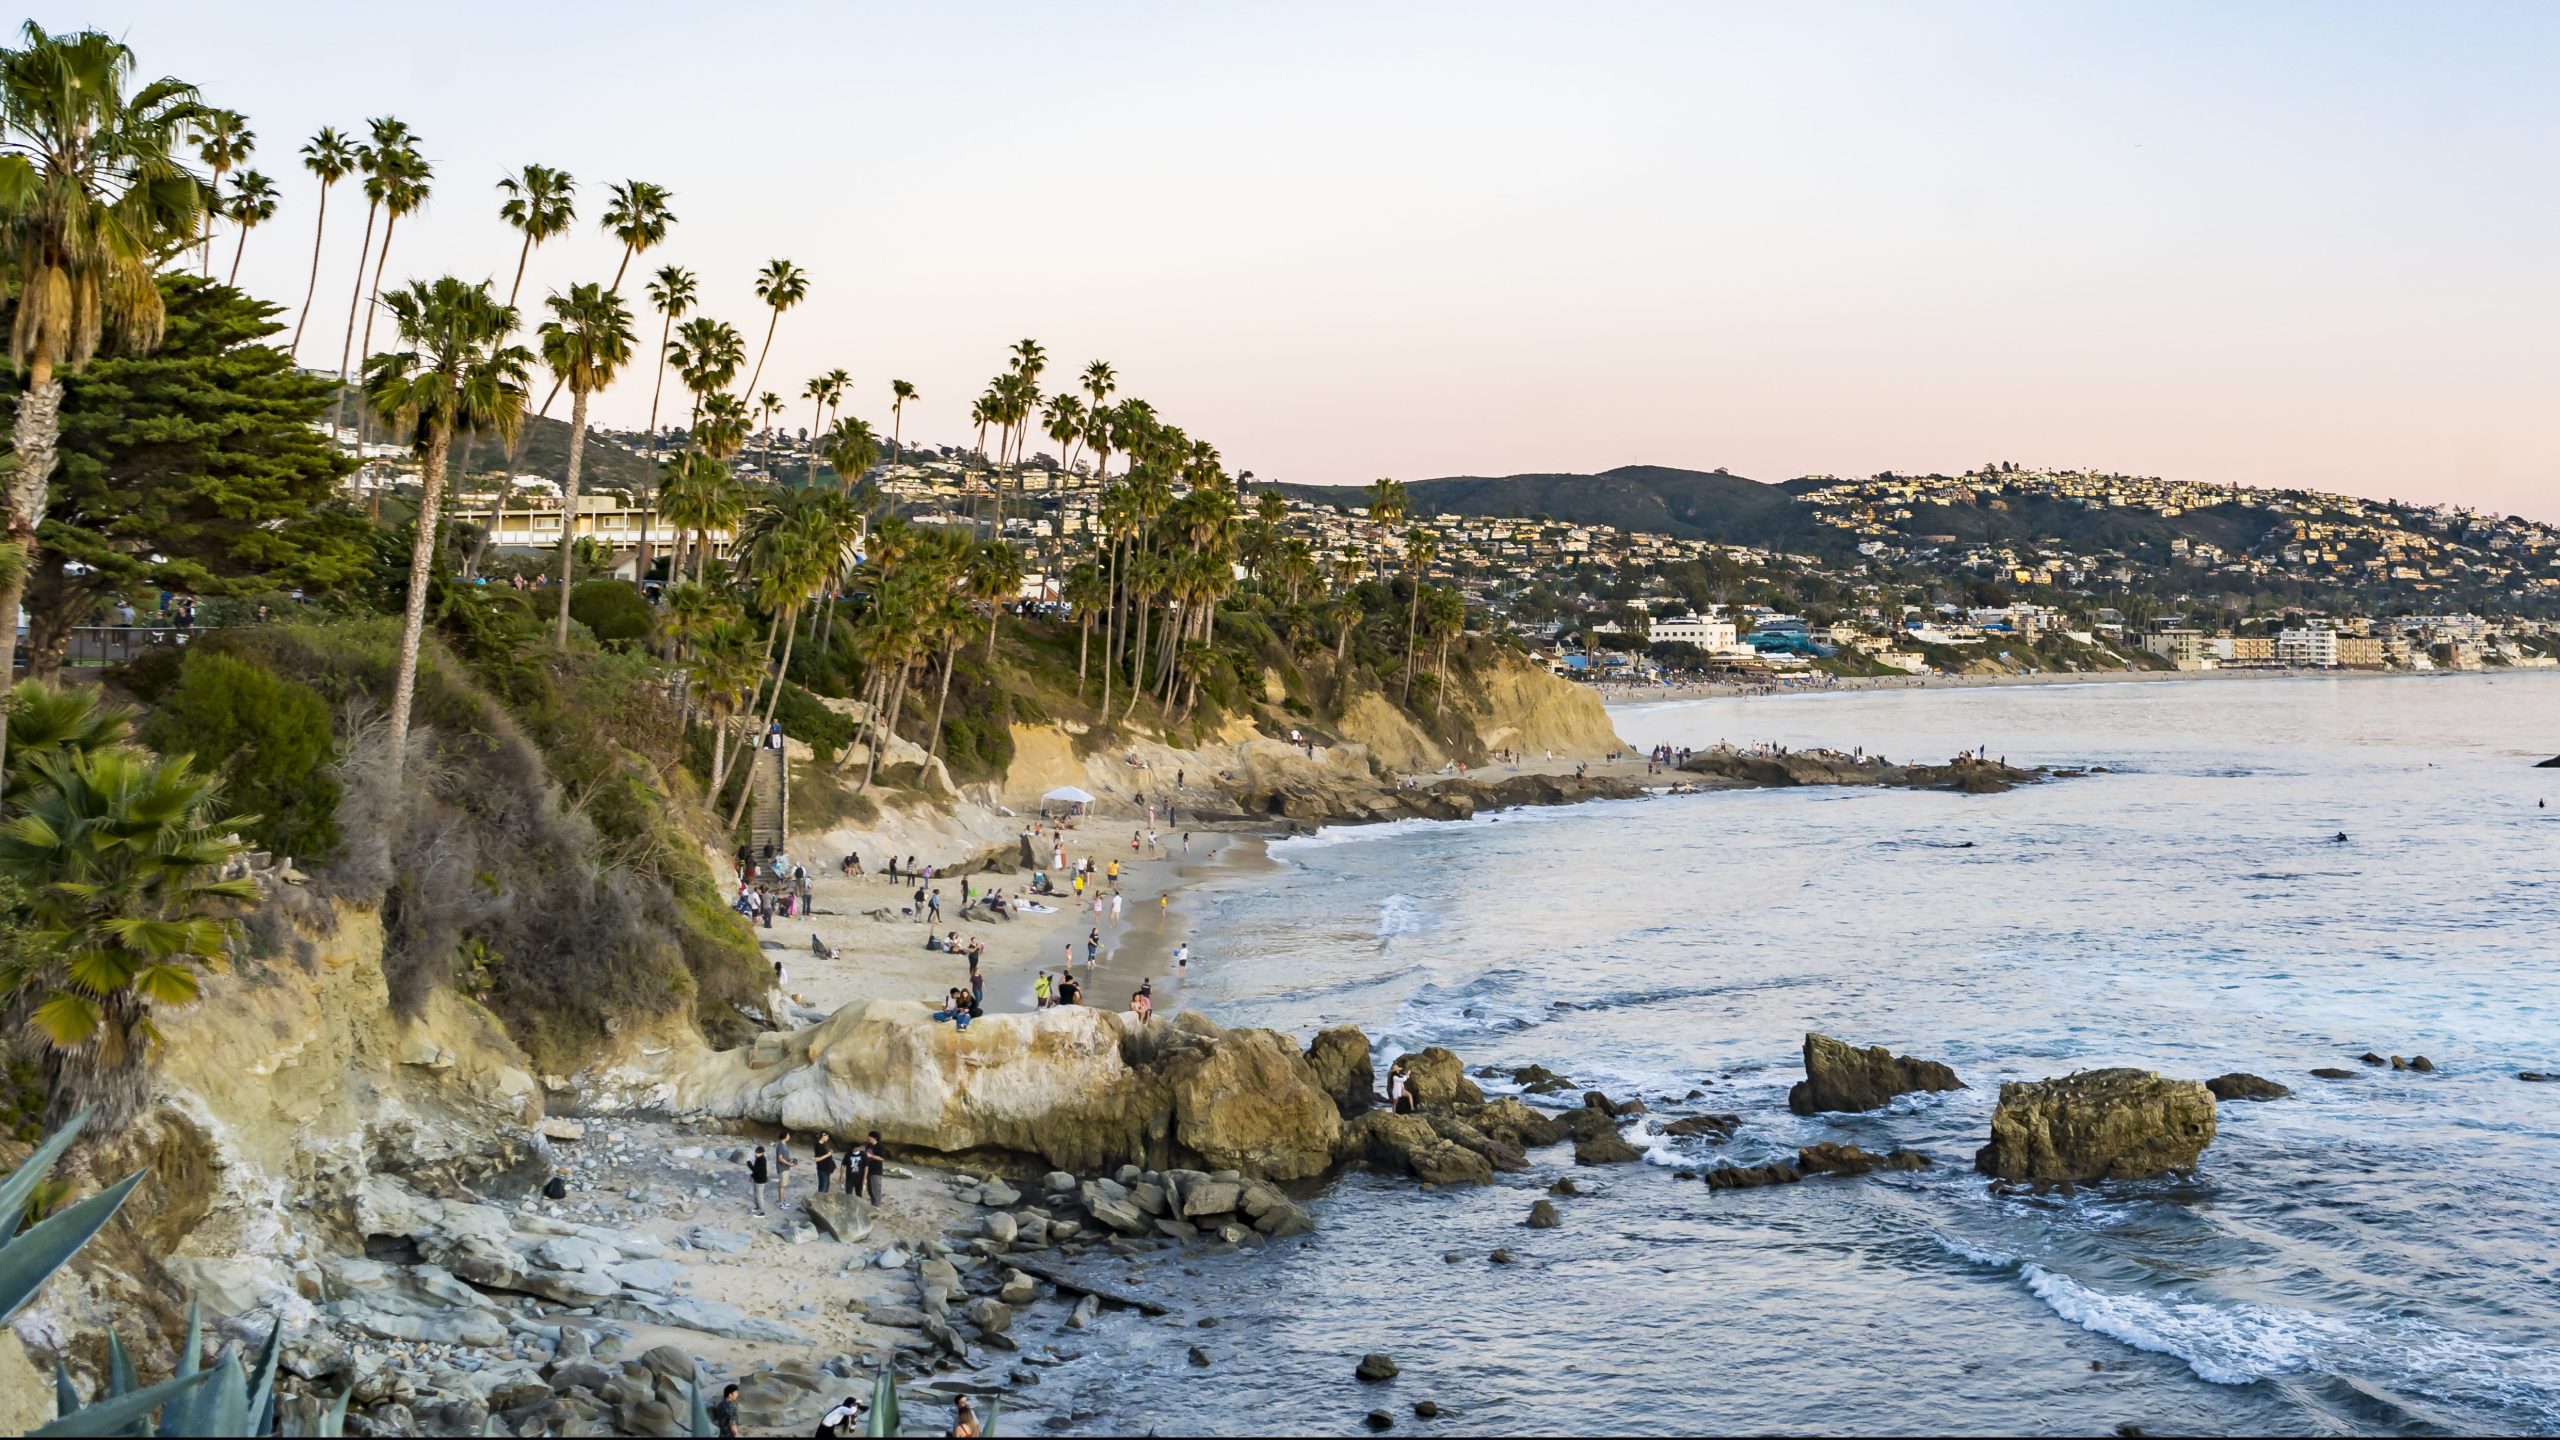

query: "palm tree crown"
left=600, top=178, right=673, bottom=292
left=496, top=162, right=576, bottom=307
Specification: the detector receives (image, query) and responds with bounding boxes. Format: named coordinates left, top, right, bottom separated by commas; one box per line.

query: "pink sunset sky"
left=63, top=1, right=2560, bottom=515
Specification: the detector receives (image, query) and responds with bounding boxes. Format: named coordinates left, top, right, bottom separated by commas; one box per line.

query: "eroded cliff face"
left=17, top=902, right=550, bottom=1366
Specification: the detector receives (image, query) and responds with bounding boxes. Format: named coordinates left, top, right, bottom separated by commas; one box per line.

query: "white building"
left=2276, top=627, right=2340, bottom=668
left=1647, top=612, right=1740, bottom=653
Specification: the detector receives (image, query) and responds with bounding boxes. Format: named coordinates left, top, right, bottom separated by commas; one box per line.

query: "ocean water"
left=1042, top=674, right=2560, bottom=1436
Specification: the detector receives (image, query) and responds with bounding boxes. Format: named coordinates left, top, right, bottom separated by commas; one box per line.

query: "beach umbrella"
left=1042, top=786, right=1096, bottom=805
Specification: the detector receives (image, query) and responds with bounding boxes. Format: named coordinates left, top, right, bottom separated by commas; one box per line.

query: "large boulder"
left=1974, top=1068, right=2217, bottom=1183
left=1157, top=1020, right=1343, bottom=1181
left=1397, top=1047, right=1483, bottom=1108
left=1345, top=1111, right=1495, bottom=1186
left=1787, top=1033, right=1965, bottom=1115
left=1305, top=1026, right=1376, bottom=1117
left=803, top=1192, right=875, bottom=1243
left=657, top=1000, right=1338, bottom=1181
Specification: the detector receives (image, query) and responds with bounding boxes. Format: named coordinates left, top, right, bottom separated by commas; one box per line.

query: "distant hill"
left=472, top=412, right=666, bottom=497
left=1282, top=465, right=1849, bottom=555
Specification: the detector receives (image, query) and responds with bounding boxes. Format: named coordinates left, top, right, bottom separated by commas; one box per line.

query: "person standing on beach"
left=747, top=1145, right=770, bottom=1215
left=1111, top=891, right=1124, bottom=922
left=773, top=1130, right=797, bottom=1204
left=1035, top=971, right=1053, bottom=1009
left=1158, top=892, right=1169, bottom=923
left=1175, top=941, right=1190, bottom=975
left=856, top=1130, right=886, bottom=1204
left=814, top=1132, right=836, bottom=1194
left=1086, top=928, right=1102, bottom=966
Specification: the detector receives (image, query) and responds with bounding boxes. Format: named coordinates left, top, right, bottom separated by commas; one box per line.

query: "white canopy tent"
left=1041, top=786, right=1096, bottom=806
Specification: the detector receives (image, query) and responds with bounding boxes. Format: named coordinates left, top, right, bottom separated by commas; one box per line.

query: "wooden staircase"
left=747, top=745, right=787, bottom=853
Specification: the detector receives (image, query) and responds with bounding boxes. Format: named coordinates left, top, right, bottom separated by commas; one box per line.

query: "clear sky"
left=58, top=2, right=2560, bottom=514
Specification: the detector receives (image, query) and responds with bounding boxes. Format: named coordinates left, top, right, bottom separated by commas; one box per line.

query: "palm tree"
left=742, top=258, right=807, bottom=403
left=1401, top=528, right=1438, bottom=702
left=802, top=370, right=848, bottom=483
left=360, top=278, right=532, bottom=779
left=186, top=106, right=250, bottom=275
left=496, top=163, right=576, bottom=309
left=599, top=178, right=674, bottom=293
left=724, top=491, right=845, bottom=827
left=822, top=415, right=880, bottom=497
left=641, top=265, right=695, bottom=455
left=967, top=539, right=1024, bottom=664
left=1366, top=477, right=1407, bottom=578
left=538, top=282, right=637, bottom=648
left=0, top=23, right=205, bottom=796
left=290, top=126, right=356, bottom=358
left=221, top=169, right=277, bottom=283
left=1043, top=394, right=1087, bottom=475
left=755, top=389, right=785, bottom=479
left=690, top=616, right=762, bottom=798
left=656, top=452, right=732, bottom=591
left=888, top=378, right=916, bottom=464
left=354, top=139, right=432, bottom=420
left=1423, top=584, right=1466, bottom=716
left=334, top=116, right=414, bottom=428
left=668, top=315, right=744, bottom=430
left=0, top=743, right=256, bottom=1128
left=1064, top=562, right=1107, bottom=696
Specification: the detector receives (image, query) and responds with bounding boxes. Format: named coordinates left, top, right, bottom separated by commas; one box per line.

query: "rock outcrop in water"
left=1787, top=1032, right=1966, bottom=1114
left=1974, top=1069, right=2217, bottom=1182
left=1681, top=750, right=2046, bottom=794
left=2205, top=1072, right=2292, bottom=1102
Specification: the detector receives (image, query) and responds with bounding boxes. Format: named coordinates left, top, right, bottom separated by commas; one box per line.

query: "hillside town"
left=337, top=425, right=2560, bottom=688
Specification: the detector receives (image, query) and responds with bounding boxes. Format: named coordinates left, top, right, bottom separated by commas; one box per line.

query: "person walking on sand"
left=927, top=889, right=943, bottom=925
left=1158, top=891, right=1169, bottom=923
left=814, top=1132, right=837, bottom=1194
left=747, top=1144, right=770, bottom=1215
left=1175, top=941, right=1190, bottom=975
left=773, top=1130, right=798, bottom=1204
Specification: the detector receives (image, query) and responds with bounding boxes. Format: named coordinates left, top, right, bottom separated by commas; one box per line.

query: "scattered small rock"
left=1355, top=1353, right=1399, bottom=1382
left=1488, top=1248, right=1516, bottom=1265
left=1525, top=1200, right=1560, bottom=1229
left=1366, top=1409, right=1395, bottom=1431
left=1413, top=1400, right=1441, bottom=1419
left=2310, top=1068, right=2361, bottom=1080
left=1547, top=1177, right=1580, bottom=1196
left=2359, top=1052, right=2387, bottom=1066
left=2408, top=1056, right=2435, bottom=1072
left=1188, top=1345, right=1211, bottom=1367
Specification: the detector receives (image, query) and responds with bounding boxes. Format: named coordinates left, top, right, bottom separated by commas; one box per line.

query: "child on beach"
left=1035, top=972, right=1053, bottom=1009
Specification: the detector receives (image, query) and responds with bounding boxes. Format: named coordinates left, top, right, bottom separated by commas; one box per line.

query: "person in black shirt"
left=747, top=1144, right=770, bottom=1215
left=710, top=1383, right=740, bottom=1438
left=854, top=1131, right=886, bottom=1204
left=813, top=1133, right=837, bottom=1194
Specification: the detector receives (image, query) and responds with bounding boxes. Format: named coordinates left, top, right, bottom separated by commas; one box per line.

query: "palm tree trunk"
left=386, top=423, right=454, bottom=783
left=1077, top=612, right=1091, bottom=696
left=0, top=362, right=64, bottom=812
left=335, top=201, right=381, bottom=431
left=1124, top=595, right=1150, bottom=722
left=726, top=607, right=801, bottom=830
left=865, top=660, right=912, bottom=788
left=228, top=224, right=252, bottom=285
left=554, top=385, right=589, bottom=649
left=926, top=643, right=959, bottom=760
left=290, top=182, right=332, bottom=360
left=610, top=243, right=638, bottom=295
left=745, top=311, right=779, bottom=411
left=1435, top=635, right=1452, bottom=717
left=356, top=212, right=402, bottom=425
left=646, top=319, right=674, bottom=455
left=1100, top=543, right=1119, bottom=718
left=1404, top=588, right=1422, bottom=703
left=708, top=708, right=733, bottom=796
left=507, top=232, right=534, bottom=310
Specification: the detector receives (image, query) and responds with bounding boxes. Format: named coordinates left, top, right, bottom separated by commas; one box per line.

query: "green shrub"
left=772, top=682, right=855, bottom=763
left=138, top=650, right=341, bottom=861
left=569, top=578, right=654, bottom=647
